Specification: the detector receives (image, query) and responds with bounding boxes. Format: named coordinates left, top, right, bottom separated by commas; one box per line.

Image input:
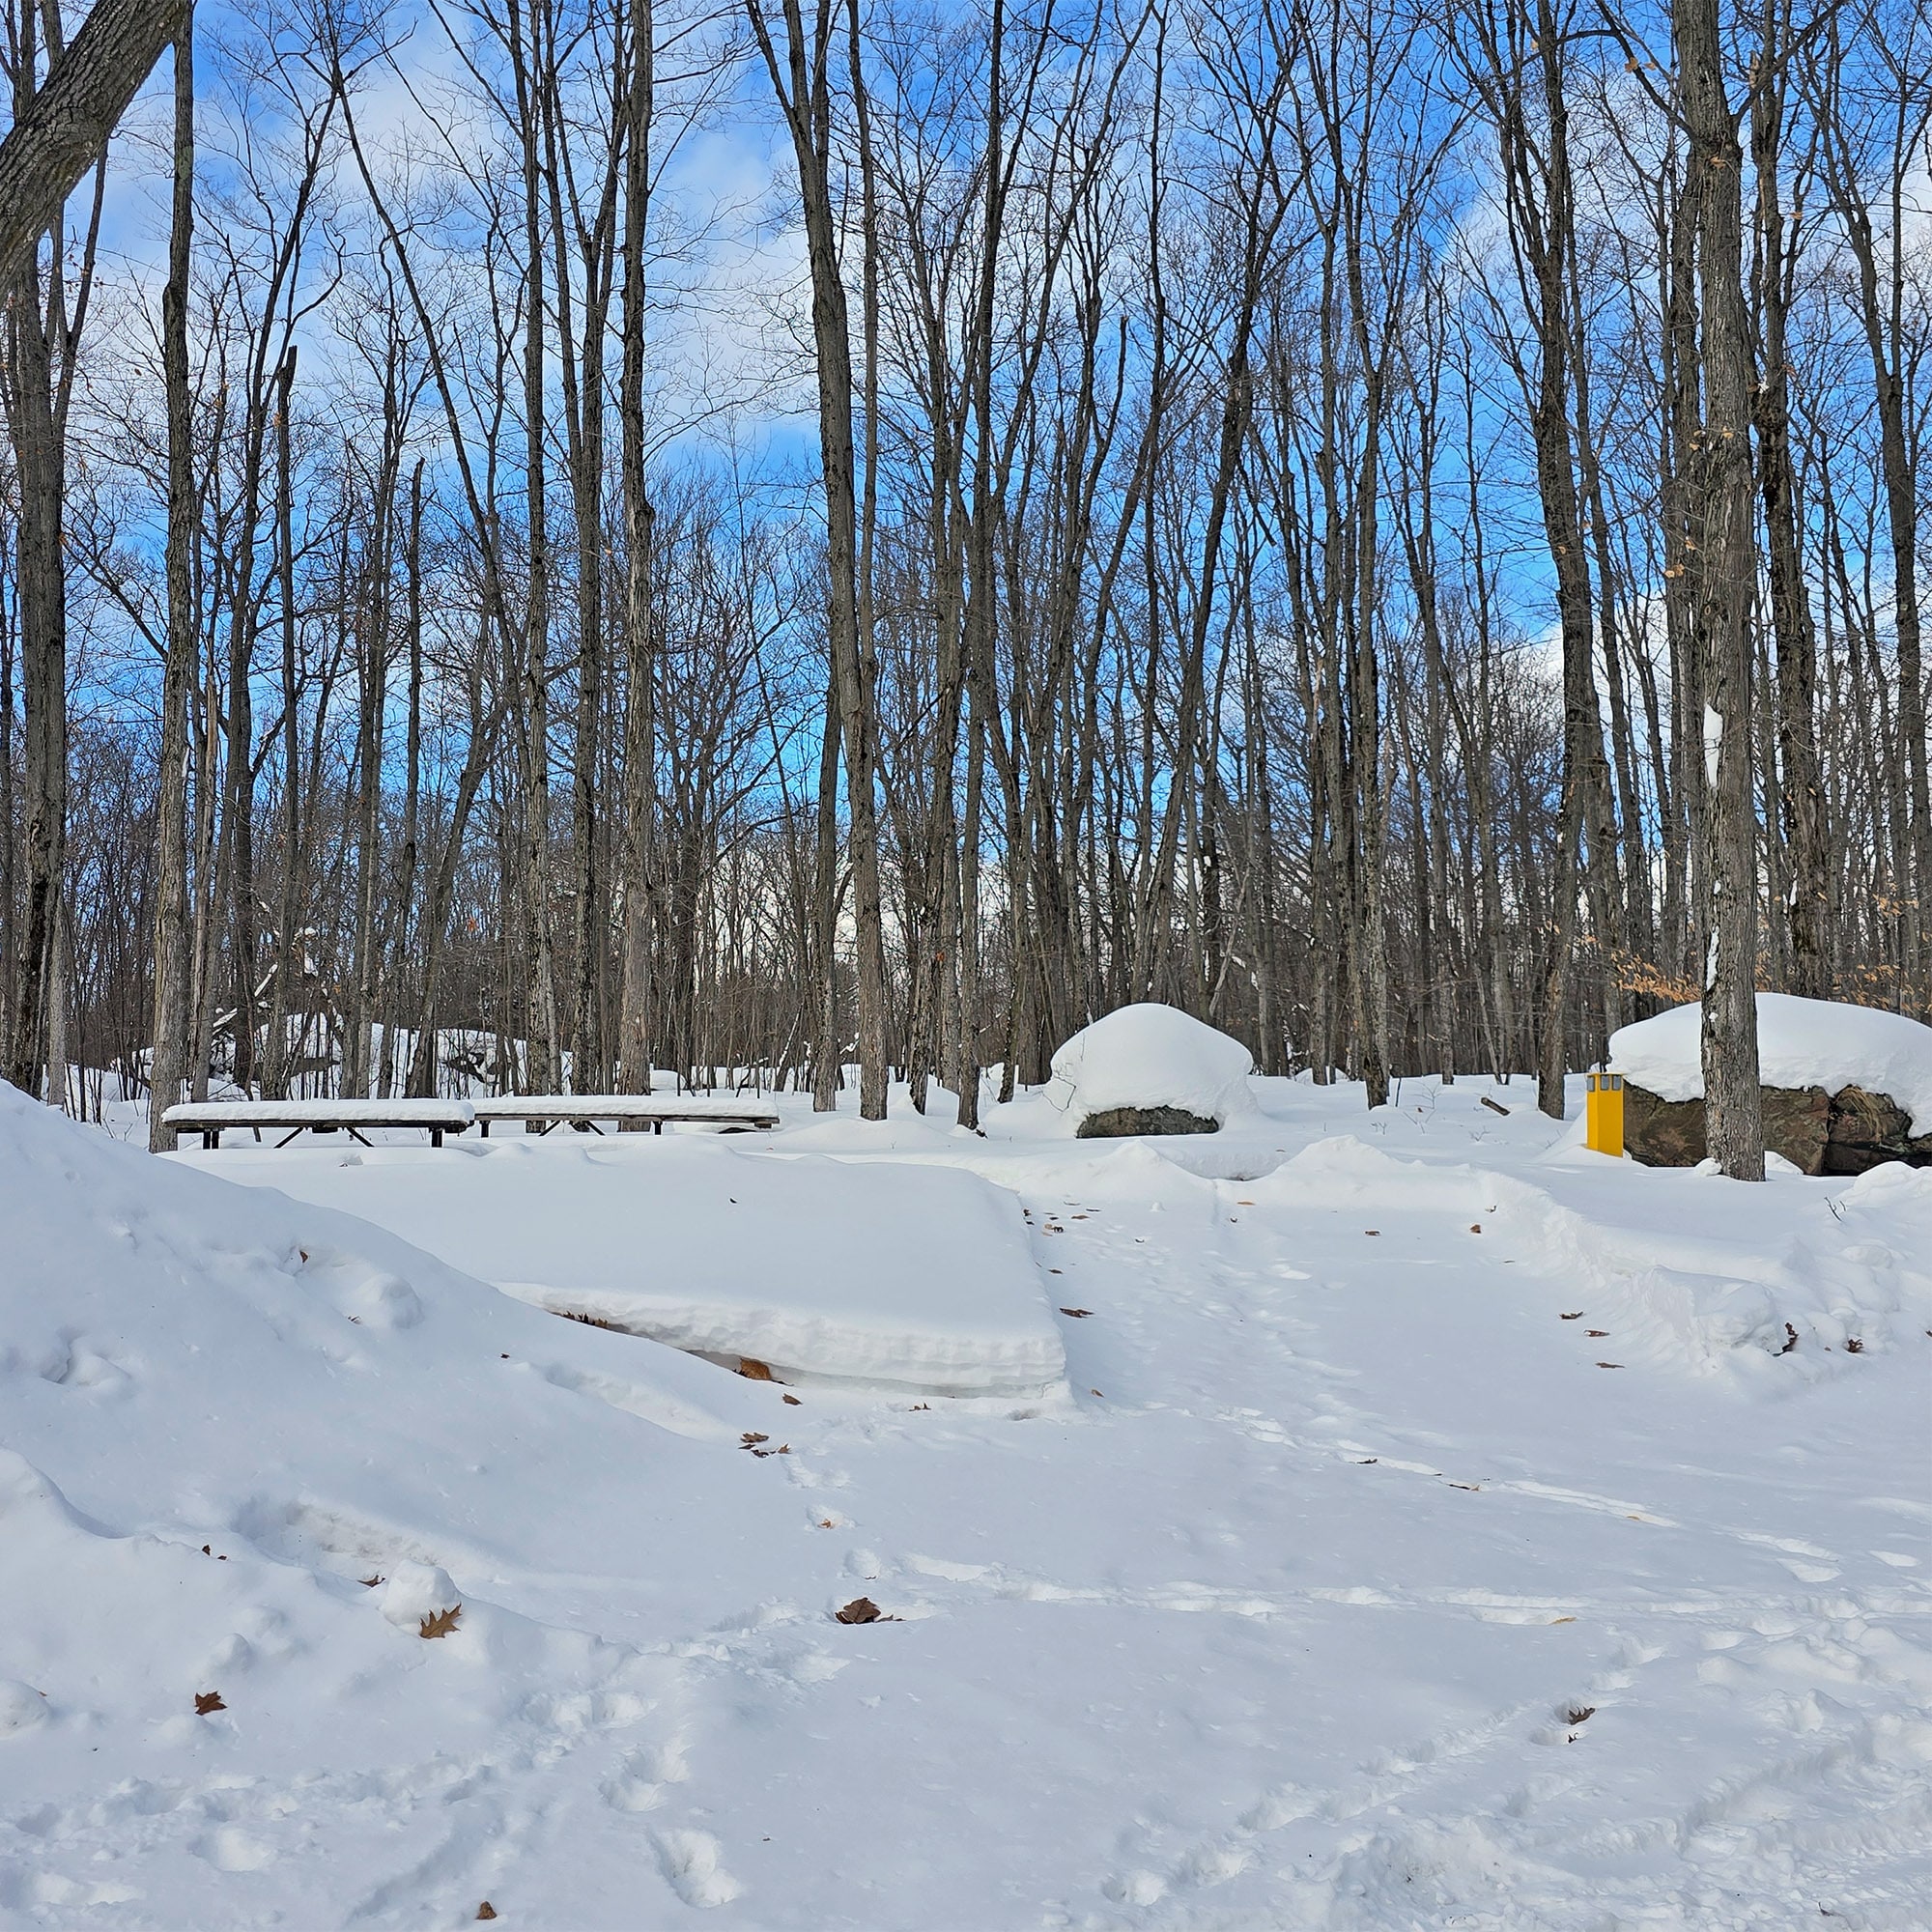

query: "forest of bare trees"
left=0, top=0, right=1926, bottom=1173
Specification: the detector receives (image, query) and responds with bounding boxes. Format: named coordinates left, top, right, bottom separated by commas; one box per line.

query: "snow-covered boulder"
left=1047, top=1004, right=1257, bottom=1137
left=1609, top=994, right=1932, bottom=1174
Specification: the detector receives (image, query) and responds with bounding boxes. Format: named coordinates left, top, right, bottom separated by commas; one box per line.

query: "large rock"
left=1823, top=1087, right=1932, bottom=1175
left=1625, top=1081, right=1830, bottom=1172
left=1623, top=1079, right=1932, bottom=1174
left=1077, top=1104, right=1219, bottom=1140
left=1048, top=1003, right=1257, bottom=1138
left=1612, top=994, right=1932, bottom=1174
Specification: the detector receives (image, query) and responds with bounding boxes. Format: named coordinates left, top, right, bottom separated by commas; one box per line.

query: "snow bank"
left=1046, top=1003, right=1258, bottom=1129
left=178, top=1137, right=1065, bottom=1397
left=1609, top=993, right=1932, bottom=1132
left=1251, top=1134, right=1932, bottom=1379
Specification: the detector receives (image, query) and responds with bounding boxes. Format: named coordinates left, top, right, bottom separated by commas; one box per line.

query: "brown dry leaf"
left=1587, top=1329, right=1609, bottom=1338
left=419, top=1605, right=463, bottom=1639
left=737, top=1357, right=775, bottom=1380
left=1548, top=1616, right=1577, bottom=1625
left=1469, top=1224, right=1483, bottom=1235
left=1596, top=1362, right=1624, bottom=1370
left=741, top=1432, right=769, bottom=1446
left=1060, top=1307, right=1094, bottom=1319
left=194, top=1690, right=226, bottom=1716
left=1447, top=1482, right=1481, bottom=1492
left=1844, top=1337, right=1864, bottom=1353
left=1563, top=1704, right=1597, bottom=1725
left=782, top=1393, right=802, bottom=1406
left=1560, top=1312, right=1584, bottom=1320
left=359, top=1574, right=385, bottom=1588
left=476, top=1905, right=498, bottom=1921
left=1364, top=1229, right=1381, bottom=1236
left=836, top=1597, right=882, bottom=1625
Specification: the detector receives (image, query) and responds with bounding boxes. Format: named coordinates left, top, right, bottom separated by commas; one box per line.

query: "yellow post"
left=1585, top=1071, right=1625, bottom=1157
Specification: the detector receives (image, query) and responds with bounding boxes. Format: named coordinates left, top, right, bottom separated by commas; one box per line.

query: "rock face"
left=1076, top=1105, right=1219, bottom=1140
left=1624, top=1079, right=1932, bottom=1174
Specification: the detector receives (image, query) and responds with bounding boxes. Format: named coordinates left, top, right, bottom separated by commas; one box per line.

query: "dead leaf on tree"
left=194, top=1691, right=225, bottom=1715
left=419, top=1605, right=463, bottom=1639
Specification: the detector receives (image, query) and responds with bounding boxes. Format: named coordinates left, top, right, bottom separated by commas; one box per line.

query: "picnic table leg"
left=204, top=1129, right=219, bottom=1151
left=480, top=1120, right=491, bottom=1138
left=431, top=1127, right=443, bottom=1148
left=275, top=1126, right=305, bottom=1149
left=348, top=1127, right=372, bottom=1148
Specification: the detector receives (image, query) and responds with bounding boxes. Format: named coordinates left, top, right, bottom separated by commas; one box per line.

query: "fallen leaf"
left=1560, top=1311, right=1584, bottom=1320
left=782, top=1393, right=801, bottom=1406
left=477, top=1905, right=498, bottom=1921
left=1469, top=1224, right=1483, bottom=1234
left=201, top=1544, right=212, bottom=1555
left=737, top=1357, right=775, bottom=1380
left=1587, top=1329, right=1608, bottom=1338
left=836, top=1597, right=882, bottom=1625
left=194, top=1691, right=225, bottom=1716
left=359, top=1574, right=384, bottom=1588
left=1844, top=1337, right=1863, bottom=1353
left=1356, top=1458, right=1378, bottom=1464
left=1447, top=1482, right=1481, bottom=1492
left=1090, top=1388, right=1104, bottom=1398
left=1779, top=1322, right=1799, bottom=1354
left=1364, top=1229, right=1381, bottom=1237
left=741, top=1432, right=769, bottom=1446
left=419, top=1605, right=463, bottom=1639
left=1596, top=1362, right=1623, bottom=1370
left=1563, top=1704, right=1596, bottom=1725
left=1060, top=1307, right=1094, bottom=1319
left=1548, top=1615, right=1577, bottom=1625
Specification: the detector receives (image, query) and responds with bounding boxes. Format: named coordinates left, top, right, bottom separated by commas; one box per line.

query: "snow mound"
left=1253, top=1135, right=1932, bottom=1379
left=1610, top=993, right=1932, bottom=1132
left=178, top=1137, right=1065, bottom=1397
left=1046, top=1004, right=1257, bottom=1129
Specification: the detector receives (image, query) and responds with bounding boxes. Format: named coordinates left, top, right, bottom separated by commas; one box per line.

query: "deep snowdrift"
left=172, top=1136, right=1065, bottom=1397
left=4, top=1072, right=1928, bottom=1929
left=1610, top=991, right=1932, bottom=1130
left=1045, top=1002, right=1258, bottom=1129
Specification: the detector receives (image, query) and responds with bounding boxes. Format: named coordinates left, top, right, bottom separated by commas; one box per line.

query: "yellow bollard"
left=1585, top=1071, right=1625, bottom=1158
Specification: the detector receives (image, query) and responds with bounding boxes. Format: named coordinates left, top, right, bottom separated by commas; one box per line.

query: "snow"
left=171, top=1137, right=1065, bottom=1397
left=1045, top=1001, right=1259, bottom=1128
left=162, top=1097, right=476, bottom=1125
left=1610, top=991, right=1932, bottom=1131
left=3, top=1071, right=1930, bottom=1927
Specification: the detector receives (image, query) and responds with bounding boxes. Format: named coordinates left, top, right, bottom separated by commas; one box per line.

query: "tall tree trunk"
left=148, top=17, right=194, bottom=1150
left=1676, top=0, right=1764, bottom=1179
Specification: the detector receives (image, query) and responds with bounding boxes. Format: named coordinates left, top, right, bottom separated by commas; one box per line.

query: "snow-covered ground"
left=3, top=1070, right=1928, bottom=1928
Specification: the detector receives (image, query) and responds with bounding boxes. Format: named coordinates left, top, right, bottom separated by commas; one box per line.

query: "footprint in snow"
left=652, top=1827, right=741, bottom=1907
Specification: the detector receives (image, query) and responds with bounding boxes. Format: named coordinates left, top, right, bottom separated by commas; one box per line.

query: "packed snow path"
left=4, top=1079, right=1928, bottom=1928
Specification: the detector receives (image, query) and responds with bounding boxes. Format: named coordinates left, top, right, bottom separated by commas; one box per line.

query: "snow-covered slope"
left=172, top=1136, right=1065, bottom=1396
left=1610, top=992, right=1932, bottom=1130
left=3, top=1072, right=1928, bottom=1929
left=1045, top=1002, right=1259, bottom=1128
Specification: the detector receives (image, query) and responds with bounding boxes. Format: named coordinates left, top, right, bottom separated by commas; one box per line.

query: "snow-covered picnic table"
left=470, top=1094, right=779, bottom=1136
left=162, top=1098, right=476, bottom=1150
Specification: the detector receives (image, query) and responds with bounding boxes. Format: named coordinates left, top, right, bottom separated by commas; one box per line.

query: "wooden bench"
left=164, top=1099, right=477, bottom=1151
left=471, top=1094, right=780, bottom=1137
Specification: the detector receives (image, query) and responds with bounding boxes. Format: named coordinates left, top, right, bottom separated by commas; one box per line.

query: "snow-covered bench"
left=164, top=1098, right=477, bottom=1151
left=471, top=1094, right=780, bottom=1137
